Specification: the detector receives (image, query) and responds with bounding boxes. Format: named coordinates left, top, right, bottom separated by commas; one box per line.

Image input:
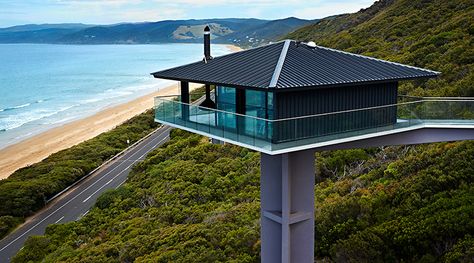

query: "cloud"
left=156, top=0, right=280, bottom=4
left=37, top=0, right=186, bottom=24
left=293, top=1, right=375, bottom=19
left=152, top=0, right=308, bottom=7
left=0, top=0, right=376, bottom=27
left=107, top=7, right=186, bottom=23
left=54, top=0, right=143, bottom=5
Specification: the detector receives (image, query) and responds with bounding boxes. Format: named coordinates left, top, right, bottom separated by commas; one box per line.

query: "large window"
left=245, top=89, right=267, bottom=137
left=266, top=92, right=274, bottom=139
left=245, top=89, right=266, bottom=117
left=246, top=90, right=275, bottom=139
left=216, top=86, right=274, bottom=140
left=216, top=86, right=236, bottom=130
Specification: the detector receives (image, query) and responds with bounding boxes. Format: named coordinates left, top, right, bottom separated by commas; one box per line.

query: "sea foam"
left=0, top=43, right=232, bottom=149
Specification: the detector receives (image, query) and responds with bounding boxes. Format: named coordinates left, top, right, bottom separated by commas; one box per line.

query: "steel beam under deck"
left=315, top=127, right=474, bottom=151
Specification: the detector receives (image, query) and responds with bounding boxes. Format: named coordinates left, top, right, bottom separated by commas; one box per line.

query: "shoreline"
left=0, top=82, right=203, bottom=180
left=0, top=82, right=164, bottom=150
left=226, top=44, right=243, bottom=52
left=0, top=44, right=242, bottom=180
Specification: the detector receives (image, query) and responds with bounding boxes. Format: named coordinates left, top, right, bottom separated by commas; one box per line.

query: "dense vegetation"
left=13, top=130, right=474, bottom=262
left=288, top=0, right=473, bottom=97
left=314, top=144, right=474, bottom=262
left=0, top=110, right=158, bottom=239
left=13, top=130, right=261, bottom=262
left=11, top=0, right=474, bottom=262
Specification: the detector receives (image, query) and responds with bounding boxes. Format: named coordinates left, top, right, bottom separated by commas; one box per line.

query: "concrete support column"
left=260, top=150, right=315, bottom=263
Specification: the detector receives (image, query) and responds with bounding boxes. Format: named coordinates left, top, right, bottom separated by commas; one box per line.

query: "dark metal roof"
left=151, top=40, right=440, bottom=89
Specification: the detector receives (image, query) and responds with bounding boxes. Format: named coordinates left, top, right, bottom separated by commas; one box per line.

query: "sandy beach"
left=0, top=45, right=242, bottom=180
left=0, top=82, right=203, bottom=179
left=227, top=45, right=242, bottom=52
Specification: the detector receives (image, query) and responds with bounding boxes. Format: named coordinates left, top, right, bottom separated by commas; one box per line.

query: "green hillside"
left=13, top=131, right=474, bottom=262
left=0, top=18, right=313, bottom=46
left=288, top=0, right=474, bottom=97
left=13, top=0, right=474, bottom=262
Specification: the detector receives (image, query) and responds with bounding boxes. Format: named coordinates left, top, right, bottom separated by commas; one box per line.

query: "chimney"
left=200, top=25, right=216, bottom=109
left=204, top=25, right=212, bottom=61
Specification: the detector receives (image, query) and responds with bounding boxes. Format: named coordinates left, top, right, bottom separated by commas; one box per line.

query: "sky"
left=0, top=0, right=376, bottom=28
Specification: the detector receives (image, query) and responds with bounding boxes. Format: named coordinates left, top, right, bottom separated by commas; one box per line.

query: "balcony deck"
left=154, top=96, right=474, bottom=154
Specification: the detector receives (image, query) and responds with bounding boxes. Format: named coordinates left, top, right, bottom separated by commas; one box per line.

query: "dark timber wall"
left=272, top=82, right=398, bottom=143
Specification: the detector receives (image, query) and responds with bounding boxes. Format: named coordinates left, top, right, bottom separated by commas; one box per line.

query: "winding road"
left=0, top=126, right=171, bottom=262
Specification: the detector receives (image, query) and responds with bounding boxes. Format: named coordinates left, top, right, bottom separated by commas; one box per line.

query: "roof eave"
left=151, top=74, right=269, bottom=90
left=152, top=72, right=439, bottom=91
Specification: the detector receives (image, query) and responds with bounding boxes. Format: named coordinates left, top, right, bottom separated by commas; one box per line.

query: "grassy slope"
left=12, top=0, right=474, bottom=262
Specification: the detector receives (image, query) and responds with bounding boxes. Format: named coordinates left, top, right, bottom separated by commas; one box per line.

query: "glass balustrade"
left=154, top=96, right=474, bottom=152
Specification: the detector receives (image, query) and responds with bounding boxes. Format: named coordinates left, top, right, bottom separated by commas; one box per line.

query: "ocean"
left=0, top=43, right=231, bottom=149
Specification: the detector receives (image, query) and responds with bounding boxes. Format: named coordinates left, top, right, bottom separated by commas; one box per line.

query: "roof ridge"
left=269, top=39, right=291, bottom=88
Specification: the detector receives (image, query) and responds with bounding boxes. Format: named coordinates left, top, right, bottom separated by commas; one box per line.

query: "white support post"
left=260, top=150, right=315, bottom=263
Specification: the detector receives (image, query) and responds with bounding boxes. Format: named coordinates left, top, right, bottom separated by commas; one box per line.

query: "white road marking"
left=82, top=133, right=170, bottom=202
left=115, top=181, right=126, bottom=189
left=82, top=177, right=116, bottom=203
left=54, top=216, right=65, bottom=224
left=0, top=129, right=169, bottom=252
left=151, top=137, right=169, bottom=151
left=113, top=136, right=168, bottom=190
left=83, top=159, right=147, bottom=202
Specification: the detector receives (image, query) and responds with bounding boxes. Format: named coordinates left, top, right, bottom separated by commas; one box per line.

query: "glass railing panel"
left=194, top=106, right=213, bottom=133
left=154, top=97, right=164, bottom=120
left=164, top=99, right=174, bottom=123
left=187, top=105, right=197, bottom=130
left=172, top=101, right=184, bottom=126
left=237, top=115, right=255, bottom=147
left=417, top=99, right=474, bottom=124
left=155, top=97, right=474, bottom=153
left=222, top=111, right=238, bottom=142
left=397, top=101, right=423, bottom=127
left=209, top=113, right=224, bottom=138
left=272, top=104, right=408, bottom=145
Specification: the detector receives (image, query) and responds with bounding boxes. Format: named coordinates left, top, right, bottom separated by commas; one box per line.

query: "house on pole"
left=151, top=27, right=474, bottom=263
